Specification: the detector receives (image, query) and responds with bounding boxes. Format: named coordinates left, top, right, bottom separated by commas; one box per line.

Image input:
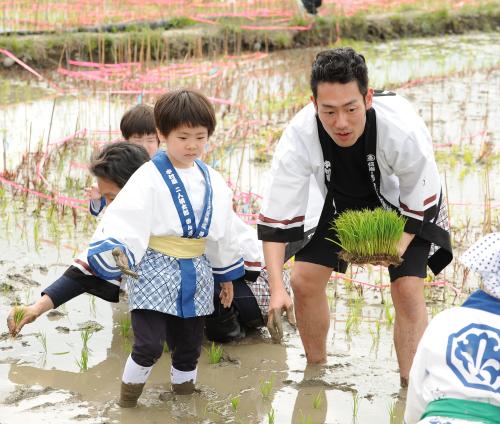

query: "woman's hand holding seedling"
left=219, top=282, right=233, bottom=308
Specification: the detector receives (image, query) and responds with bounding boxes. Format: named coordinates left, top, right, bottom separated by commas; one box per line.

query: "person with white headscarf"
left=404, top=232, right=500, bottom=424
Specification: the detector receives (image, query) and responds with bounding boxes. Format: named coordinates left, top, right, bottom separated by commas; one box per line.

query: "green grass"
left=329, top=208, right=406, bottom=263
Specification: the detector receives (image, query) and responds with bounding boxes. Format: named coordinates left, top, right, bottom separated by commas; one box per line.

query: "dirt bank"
left=0, top=3, right=498, bottom=69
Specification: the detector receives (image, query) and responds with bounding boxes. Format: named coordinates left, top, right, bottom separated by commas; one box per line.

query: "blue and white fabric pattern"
left=86, top=150, right=244, bottom=313
left=127, top=248, right=214, bottom=317
left=88, top=238, right=135, bottom=280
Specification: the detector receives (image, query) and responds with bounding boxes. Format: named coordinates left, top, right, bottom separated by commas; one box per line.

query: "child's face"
left=128, top=133, right=159, bottom=158
left=158, top=125, right=208, bottom=168
left=97, top=177, right=121, bottom=205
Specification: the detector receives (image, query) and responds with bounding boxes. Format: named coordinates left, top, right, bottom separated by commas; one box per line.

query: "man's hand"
left=267, top=289, right=296, bottom=343
left=219, top=282, right=233, bottom=308
left=112, top=247, right=138, bottom=278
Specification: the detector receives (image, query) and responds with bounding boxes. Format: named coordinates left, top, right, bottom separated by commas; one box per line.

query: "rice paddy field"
left=0, top=1, right=499, bottom=423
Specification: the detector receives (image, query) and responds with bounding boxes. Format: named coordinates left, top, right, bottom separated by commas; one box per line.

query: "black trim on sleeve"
left=257, top=224, right=304, bottom=243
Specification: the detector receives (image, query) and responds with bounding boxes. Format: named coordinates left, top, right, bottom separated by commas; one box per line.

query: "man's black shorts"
left=294, top=227, right=431, bottom=282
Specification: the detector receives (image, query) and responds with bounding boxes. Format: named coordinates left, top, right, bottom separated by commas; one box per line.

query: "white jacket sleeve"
left=87, top=164, right=154, bottom=281
left=257, top=123, right=314, bottom=242
left=205, top=181, right=245, bottom=283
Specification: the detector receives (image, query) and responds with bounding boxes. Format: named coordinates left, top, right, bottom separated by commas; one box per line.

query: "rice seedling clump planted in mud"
left=205, top=341, right=223, bottom=364
left=329, top=208, right=406, bottom=266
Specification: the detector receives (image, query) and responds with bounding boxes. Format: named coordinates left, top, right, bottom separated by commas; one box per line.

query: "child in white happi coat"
left=86, top=89, right=245, bottom=406
left=405, top=232, right=500, bottom=423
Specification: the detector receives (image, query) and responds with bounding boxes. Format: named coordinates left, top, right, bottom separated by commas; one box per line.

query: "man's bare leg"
left=291, top=261, right=333, bottom=363
left=390, top=276, right=428, bottom=386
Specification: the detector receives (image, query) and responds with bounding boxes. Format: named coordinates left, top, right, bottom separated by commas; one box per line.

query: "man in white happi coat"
left=258, top=47, right=452, bottom=386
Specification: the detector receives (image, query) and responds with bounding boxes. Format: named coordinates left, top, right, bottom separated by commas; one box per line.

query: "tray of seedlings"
left=329, top=208, right=406, bottom=267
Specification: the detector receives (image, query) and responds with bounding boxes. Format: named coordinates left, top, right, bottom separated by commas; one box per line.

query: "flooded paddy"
left=0, top=31, right=499, bottom=423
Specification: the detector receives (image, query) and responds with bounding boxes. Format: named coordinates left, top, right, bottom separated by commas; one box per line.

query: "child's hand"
left=84, top=184, right=101, bottom=201
left=219, top=282, right=233, bottom=308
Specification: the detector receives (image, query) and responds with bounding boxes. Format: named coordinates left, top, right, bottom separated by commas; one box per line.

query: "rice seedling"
left=88, top=294, right=96, bottom=316
left=387, top=400, right=398, bottom=424
left=205, top=341, right=223, bottom=364
left=384, top=301, right=395, bottom=327
left=230, top=395, right=240, bottom=412
left=80, top=328, right=93, bottom=350
left=76, top=348, right=89, bottom=372
left=23, top=288, right=33, bottom=305
left=267, top=408, right=275, bottom=424
left=329, top=208, right=406, bottom=266
left=119, top=316, right=132, bottom=338
left=260, top=375, right=275, bottom=399
left=299, top=410, right=313, bottom=424
left=312, top=391, right=323, bottom=409
left=352, top=391, right=361, bottom=421
left=12, top=306, right=26, bottom=332
left=36, top=331, right=47, bottom=354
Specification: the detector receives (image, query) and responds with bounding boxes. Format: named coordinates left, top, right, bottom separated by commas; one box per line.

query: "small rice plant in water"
left=205, top=341, right=223, bottom=364
left=260, top=375, right=275, bottom=399
left=352, top=391, right=361, bottom=421
left=329, top=208, right=406, bottom=266
left=119, top=316, right=132, bottom=338
left=12, top=306, right=26, bottom=330
left=387, top=400, right=398, bottom=424
left=80, top=328, right=93, bottom=350
left=384, top=301, right=395, bottom=327
left=76, top=348, right=89, bottom=372
left=36, top=331, right=47, bottom=354
left=267, top=407, right=275, bottom=424
left=312, top=391, right=323, bottom=409
left=230, top=395, right=240, bottom=412
left=299, top=411, right=313, bottom=424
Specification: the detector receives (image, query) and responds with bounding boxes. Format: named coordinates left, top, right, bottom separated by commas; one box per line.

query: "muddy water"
left=0, top=236, right=410, bottom=423
left=1, top=33, right=499, bottom=423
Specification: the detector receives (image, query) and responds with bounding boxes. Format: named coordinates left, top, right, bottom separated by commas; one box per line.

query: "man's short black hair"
left=311, top=47, right=368, bottom=98
left=89, top=142, right=150, bottom=188
left=120, top=104, right=157, bottom=141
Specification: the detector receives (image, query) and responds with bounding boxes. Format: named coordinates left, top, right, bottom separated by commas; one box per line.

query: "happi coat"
left=85, top=150, right=245, bottom=318
left=258, top=92, right=452, bottom=275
